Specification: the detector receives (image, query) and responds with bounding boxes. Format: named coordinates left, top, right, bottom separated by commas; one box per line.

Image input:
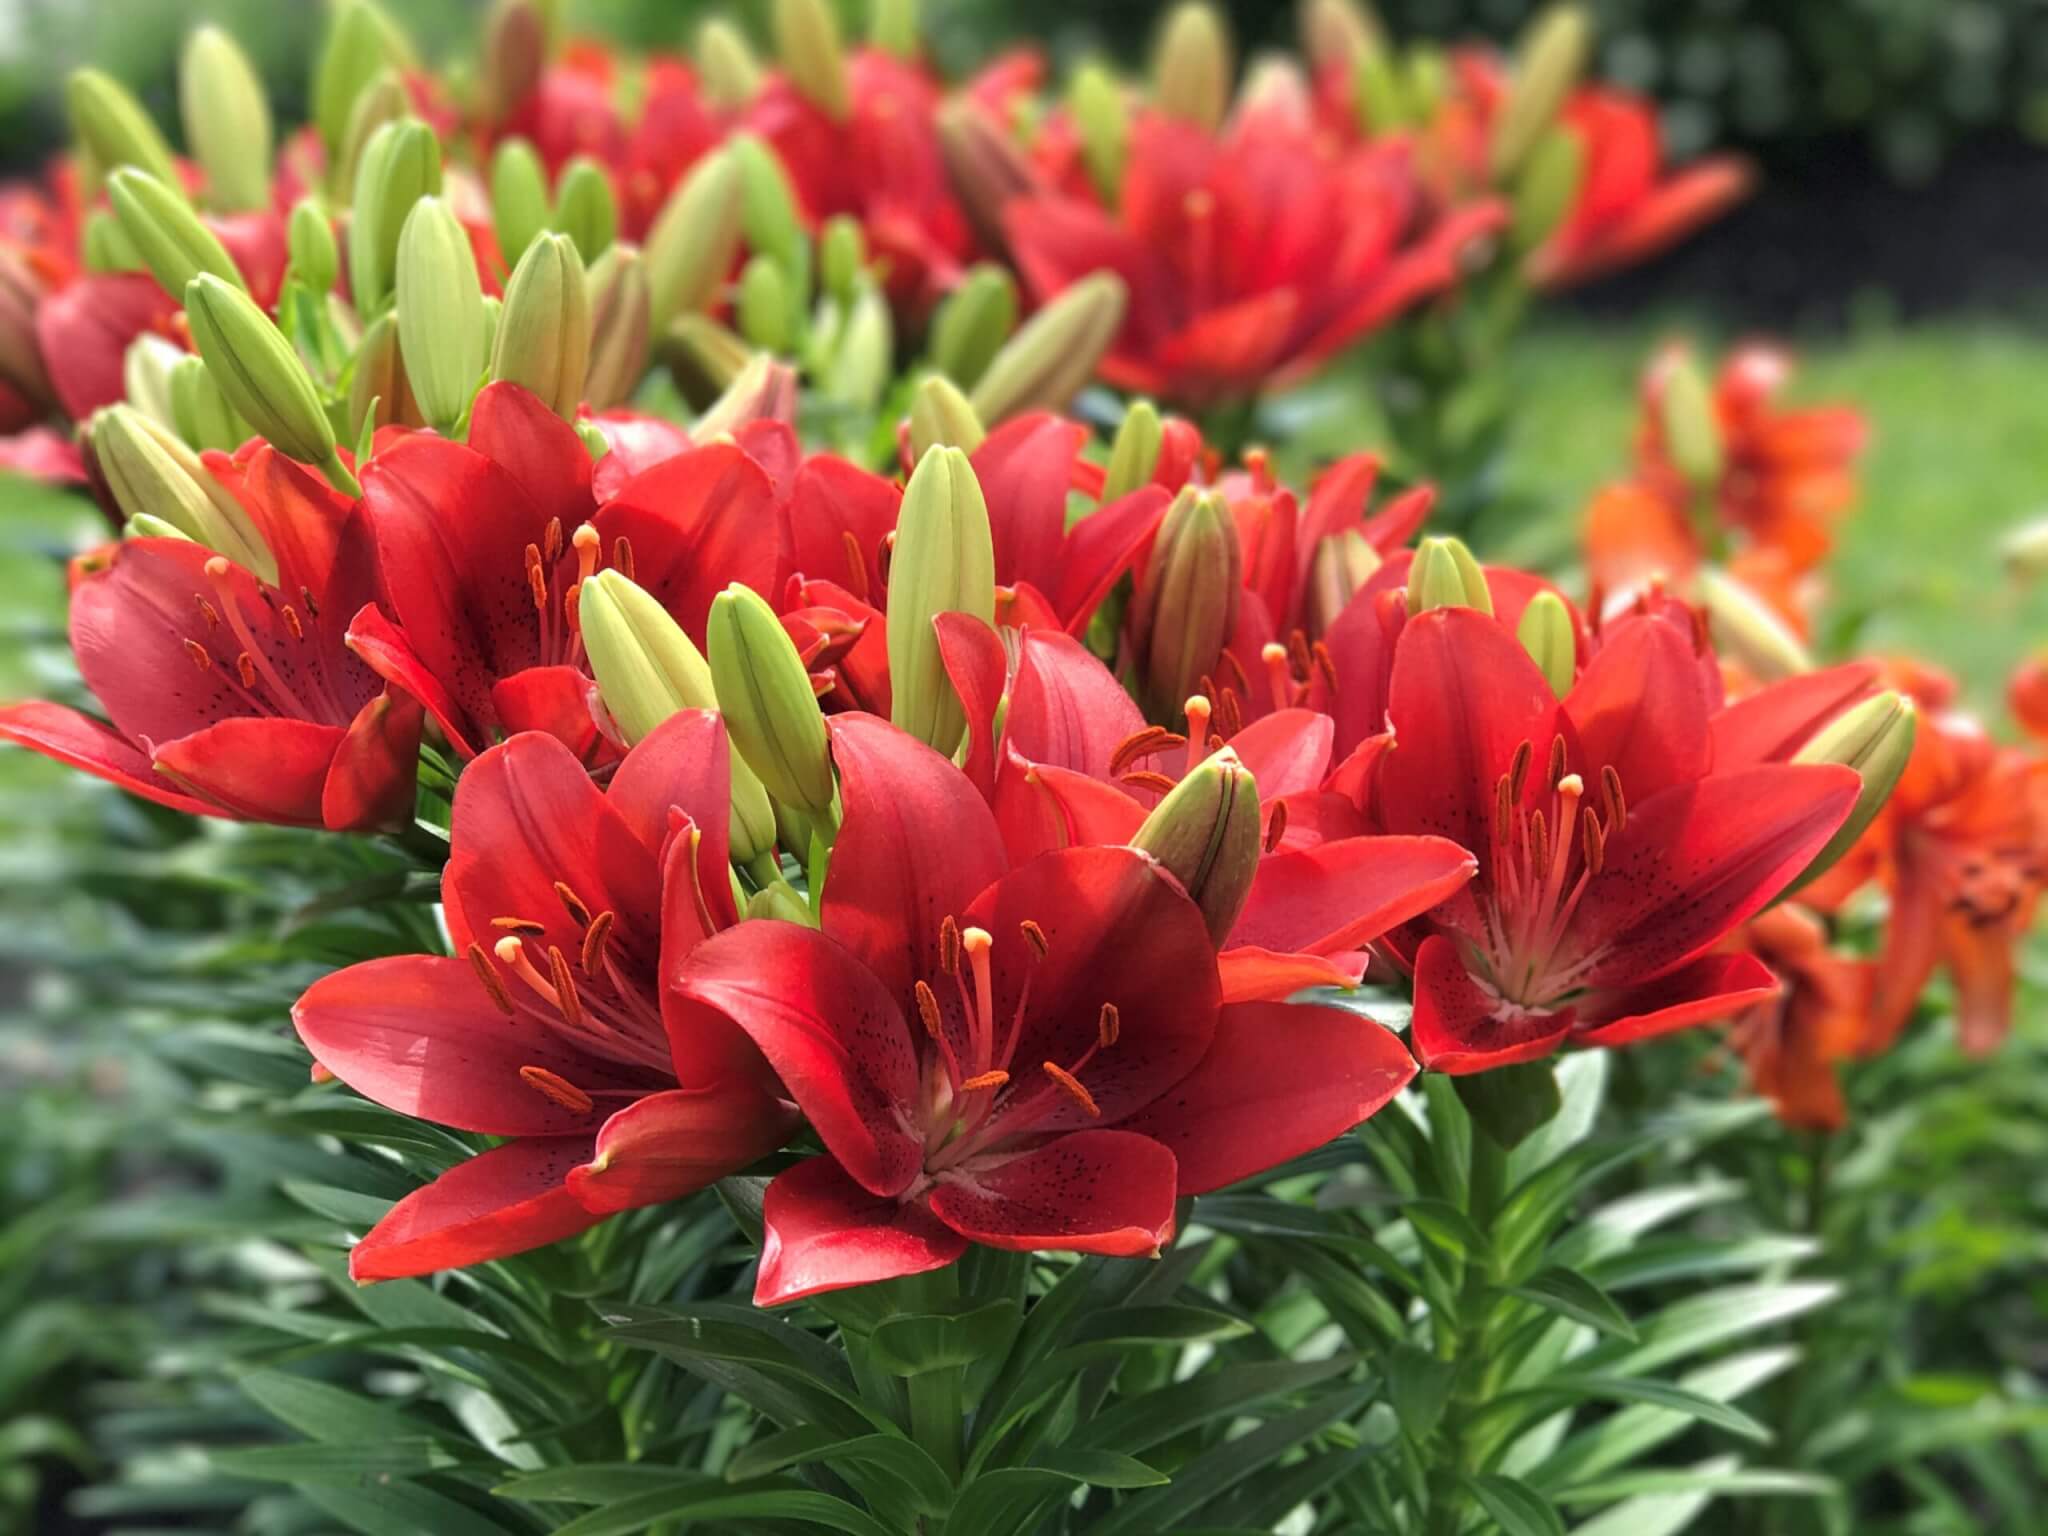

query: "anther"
left=1110, top=726, right=1184, bottom=778
left=547, top=946, right=583, bottom=1027
left=613, top=535, right=635, bottom=581
left=581, top=910, right=615, bottom=976
left=1508, top=739, right=1532, bottom=801
left=1097, top=1002, right=1120, bottom=1048
left=1042, top=1060, right=1100, bottom=1117
left=543, top=517, right=564, bottom=564
left=527, top=559, right=548, bottom=612
left=1602, top=764, right=1626, bottom=830
left=1581, top=812, right=1606, bottom=876
left=939, top=915, right=961, bottom=976
left=840, top=529, right=870, bottom=603
left=1121, top=770, right=1179, bottom=795
left=1215, top=688, right=1244, bottom=739
left=467, top=941, right=515, bottom=1015
left=1019, top=919, right=1048, bottom=958
left=281, top=604, right=304, bottom=640
left=553, top=880, right=592, bottom=926
left=1287, top=628, right=1313, bottom=682
left=235, top=651, right=257, bottom=689
left=195, top=596, right=220, bottom=629
left=1530, top=809, right=1550, bottom=872
left=491, top=916, right=547, bottom=934
left=958, top=1069, right=1009, bottom=1093
left=300, top=586, right=318, bottom=618
left=1218, top=649, right=1250, bottom=698
left=1311, top=640, right=1338, bottom=693
left=1265, top=799, right=1289, bottom=853
left=914, top=978, right=944, bottom=1037
left=876, top=530, right=895, bottom=590
left=183, top=639, right=212, bottom=672
left=519, top=1064, right=593, bottom=1115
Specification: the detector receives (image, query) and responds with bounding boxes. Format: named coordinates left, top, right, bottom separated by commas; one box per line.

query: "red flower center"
left=179, top=555, right=356, bottom=725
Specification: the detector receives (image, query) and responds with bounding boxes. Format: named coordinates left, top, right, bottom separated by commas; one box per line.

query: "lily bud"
left=1300, top=0, right=1379, bottom=77
left=927, top=263, right=1016, bottom=390
left=169, top=353, right=251, bottom=453
left=66, top=69, right=180, bottom=189
left=396, top=196, right=487, bottom=433
left=1515, top=589, right=1576, bottom=696
left=91, top=404, right=273, bottom=579
left=1511, top=127, right=1584, bottom=252
left=490, top=139, right=551, bottom=267
left=1352, top=32, right=1407, bottom=133
left=889, top=445, right=997, bottom=754
left=481, top=0, right=546, bottom=124
left=1153, top=3, right=1232, bottom=132
left=1068, top=60, right=1128, bottom=205
left=1130, top=747, right=1261, bottom=945
left=822, top=284, right=892, bottom=411
left=583, top=243, right=651, bottom=411
left=818, top=215, right=865, bottom=303
left=1406, top=534, right=1494, bottom=617
left=332, top=71, right=410, bottom=209
left=773, top=0, right=852, bottom=121
left=2001, top=515, right=2048, bottom=582
left=180, top=26, right=273, bottom=213
left=349, top=117, right=443, bottom=317
left=0, top=251, right=51, bottom=410
left=645, top=148, right=742, bottom=330
left=695, top=353, right=800, bottom=439
left=121, top=333, right=183, bottom=430
left=287, top=198, right=340, bottom=294
left=731, top=134, right=808, bottom=282
left=184, top=274, right=351, bottom=489
left=1131, top=487, right=1240, bottom=720
left=746, top=881, right=816, bottom=926
left=1656, top=350, right=1723, bottom=491
left=736, top=255, right=793, bottom=354
left=491, top=232, right=590, bottom=421
left=579, top=568, right=778, bottom=862
left=1103, top=399, right=1164, bottom=502
left=1791, top=690, right=1915, bottom=888
left=1490, top=4, right=1591, bottom=182
left=708, top=583, right=836, bottom=815
left=907, top=374, right=986, bottom=459
left=313, top=0, right=414, bottom=158
left=664, top=316, right=752, bottom=407
left=869, top=0, right=919, bottom=58
left=969, top=271, right=1126, bottom=425
left=1698, top=568, right=1810, bottom=682
left=108, top=168, right=245, bottom=300
left=349, top=310, right=422, bottom=432
left=552, top=157, right=618, bottom=262
left=936, top=99, right=1037, bottom=253
left=1304, top=527, right=1380, bottom=636
left=697, top=19, right=762, bottom=111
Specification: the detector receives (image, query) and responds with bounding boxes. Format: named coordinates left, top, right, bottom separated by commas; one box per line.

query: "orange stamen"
left=1042, top=1060, right=1100, bottom=1117
left=581, top=910, right=615, bottom=976
left=183, top=639, right=212, bottom=672
left=235, top=651, right=257, bottom=689
left=519, top=1064, right=593, bottom=1114
left=958, top=1069, right=1009, bottom=1092
left=939, top=915, right=961, bottom=975
left=554, top=880, right=591, bottom=926
left=547, top=945, right=583, bottom=1027
left=1019, top=919, right=1048, bottom=958
left=914, top=978, right=944, bottom=1037
left=491, top=916, right=547, bottom=934
left=613, top=535, right=635, bottom=582
left=1121, top=770, right=1178, bottom=795
left=1264, top=799, right=1289, bottom=853
left=467, top=941, right=514, bottom=1015
left=1098, top=1002, right=1120, bottom=1047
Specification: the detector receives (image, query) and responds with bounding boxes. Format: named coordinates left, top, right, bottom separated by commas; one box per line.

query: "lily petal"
left=929, top=1129, right=1177, bottom=1254
left=757, top=1156, right=969, bottom=1307
left=350, top=1136, right=605, bottom=1283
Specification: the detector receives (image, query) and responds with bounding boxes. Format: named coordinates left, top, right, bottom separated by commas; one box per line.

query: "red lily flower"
left=1004, top=93, right=1506, bottom=406
left=1726, top=904, right=1869, bottom=1133
left=346, top=383, right=781, bottom=761
left=0, top=446, right=421, bottom=829
left=670, top=711, right=1420, bottom=1304
left=1376, top=608, right=1859, bottom=1074
left=293, top=713, right=795, bottom=1281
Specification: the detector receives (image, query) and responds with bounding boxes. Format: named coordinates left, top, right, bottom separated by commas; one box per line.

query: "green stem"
left=904, top=1267, right=964, bottom=1494
left=1428, top=1122, right=1511, bottom=1536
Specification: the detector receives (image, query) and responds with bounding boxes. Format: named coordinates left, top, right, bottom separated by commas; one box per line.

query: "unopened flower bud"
left=664, top=316, right=753, bottom=407
left=736, top=255, right=793, bottom=354
left=0, top=251, right=50, bottom=409
left=1790, top=690, right=1915, bottom=889
left=287, top=198, right=340, bottom=294
left=1300, top=0, right=1378, bottom=77
left=121, top=333, right=182, bottom=430
left=349, top=117, right=443, bottom=317
left=1304, top=528, right=1381, bottom=635
left=1352, top=33, right=1407, bottom=133
left=184, top=274, right=352, bottom=490
left=746, top=880, right=816, bottom=925
left=818, top=215, right=866, bottom=303
left=332, top=71, right=411, bottom=208
left=552, top=157, right=618, bottom=263
left=1515, top=589, right=1575, bottom=696
left=697, top=19, right=762, bottom=111
left=869, top=0, right=919, bottom=58
left=180, top=26, right=272, bottom=213
left=1406, top=534, right=1493, bottom=617
left=91, top=404, right=273, bottom=579
left=708, top=583, right=836, bottom=815
left=1511, top=127, right=1584, bottom=253
left=1131, top=486, right=1240, bottom=720
left=81, top=211, right=141, bottom=275
left=969, top=271, right=1126, bottom=425
left=491, top=231, right=590, bottom=420
left=936, top=99, right=1036, bottom=253
left=579, top=568, right=777, bottom=861
left=480, top=0, right=546, bottom=124
left=583, top=243, right=651, bottom=411
left=907, top=374, right=985, bottom=460
left=108, top=168, right=245, bottom=300
left=396, top=195, right=486, bottom=433
left=348, top=309, right=422, bottom=432
left=1068, top=60, right=1129, bottom=205
left=773, top=0, right=852, bottom=121
left=645, top=147, right=742, bottom=330
left=1490, top=4, right=1591, bottom=182
left=1103, top=399, right=1164, bottom=503
left=1656, top=349, right=1723, bottom=491
left=695, top=353, right=799, bottom=439
left=313, top=0, right=414, bottom=159
left=731, top=134, right=808, bottom=282
left=889, top=445, right=997, bottom=754
left=169, top=353, right=251, bottom=453
left=1130, top=747, right=1261, bottom=945
left=66, top=68, right=180, bottom=189
left=822, top=284, right=892, bottom=411
left=1697, top=567, right=1810, bottom=682
left=490, top=139, right=551, bottom=268
left=1153, top=4, right=1232, bottom=132
left=928, top=264, right=1016, bottom=390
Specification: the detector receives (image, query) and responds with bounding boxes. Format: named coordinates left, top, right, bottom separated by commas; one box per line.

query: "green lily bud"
left=1510, top=126, right=1583, bottom=252
left=708, top=582, right=836, bottom=815
left=1515, top=589, right=1576, bottom=697
left=90, top=404, right=274, bottom=579
left=1304, top=528, right=1380, bottom=636
left=888, top=445, right=996, bottom=754
left=733, top=255, right=790, bottom=355
left=313, top=0, right=414, bottom=158
left=1406, top=46, right=1450, bottom=124
left=348, top=309, right=422, bottom=433
left=1130, top=746, right=1261, bottom=945
left=123, top=513, right=197, bottom=544
left=180, top=27, right=273, bottom=214
left=818, top=215, right=866, bottom=303
left=552, top=157, right=618, bottom=262
left=746, top=880, right=816, bottom=925
left=396, top=196, right=487, bottom=433
left=1352, top=32, right=1408, bottom=133
left=579, top=568, right=778, bottom=862
left=1790, top=690, right=1915, bottom=888
left=1406, top=534, right=1494, bottom=617
left=697, top=18, right=762, bottom=112
left=584, top=243, right=651, bottom=411
left=1068, top=60, right=1129, bottom=205
left=645, top=147, right=742, bottom=330
left=287, top=198, right=341, bottom=294
left=169, top=353, right=252, bottom=454
left=1131, top=486, right=1240, bottom=720
left=121, top=333, right=183, bottom=430
left=184, top=274, right=352, bottom=491
left=969, top=271, right=1126, bottom=425
left=108, top=168, right=245, bottom=300
left=730, top=134, right=808, bottom=286
left=695, top=353, right=799, bottom=439
left=1490, top=4, right=1591, bottom=182
left=332, top=70, right=410, bottom=210
left=66, top=69, right=180, bottom=190
left=480, top=0, right=546, bottom=124
left=936, top=98, right=1037, bottom=253
left=907, top=374, right=986, bottom=460
left=1103, top=399, right=1164, bottom=502
left=81, top=211, right=142, bottom=274
left=822, top=284, right=892, bottom=411
left=1657, top=350, right=1723, bottom=491
left=773, top=0, right=851, bottom=121
left=349, top=117, right=443, bottom=317
left=663, top=315, right=752, bottom=407
left=1300, top=0, right=1380, bottom=76
left=490, top=139, right=551, bottom=267
left=869, top=0, right=919, bottom=58
left=1152, top=3, right=1232, bottom=133
left=491, top=231, right=590, bottom=421
left=927, top=264, right=1016, bottom=390
left=1698, top=568, right=1810, bottom=683
left=2000, top=516, right=2048, bottom=582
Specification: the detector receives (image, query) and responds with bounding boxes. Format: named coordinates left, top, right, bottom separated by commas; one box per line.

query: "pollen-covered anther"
left=526, top=554, right=548, bottom=612
left=840, top=529, right=870, bottom=603
left=490, top=915, right=547, bottom=934
left=183, top=638, right=212, bottom=672
left=581, top=910, right=615, bottom=976
left=1547, top=734, right=1568, bottom=788
left=958, top=1069, right=1009, bottom=1092
left=1264, top=798, right=1289, bottom=852
left=467, top=940, right=515, bottom=1015
left=1602, top=764, right=1627, bottom=830
left=281, top=604, right=304, bottom=640
left=1097, top=1002, right=1120, bottom=1048
left=939, top=914, right=961, bottom=975
left=1019, top=918, right=1049, bottom=958
left=914, top=978, right=944, bottom=1037
left=1311, top=639, right=1338, bottom=693
left=1581, top=810, right=1606, bottom=876
left=195, top=595, right=220, bottom=629
left=1110, top=725, right=1186, bottom=777
left=613, top=535, right=636, bottom=582
left=543, top=516, right=564, bottom=565
left=235, top=651, right=257, bottom=689
left=1120, top=769, right=1179, bottom=795
left=547, top=946, right=583, bottom=1027
left=518, top=1064, right=594, bottom=1114
left=553, top=879, right=592, bottom=926
left=1042, top=1060, right=1100, bottom=1117
left=1508, top=738, right=1533, bottom=801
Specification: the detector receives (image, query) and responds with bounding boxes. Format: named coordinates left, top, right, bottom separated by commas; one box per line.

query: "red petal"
left=934, top=612, right=1009, bottom=799
left=1120, top=1000, right=1416, bottom=1192
left=1003, top=629, right=1146, bottom=779
left=593, top=441, right=780, bottom=644
left=606, top=708, right=733, bottom=876
left=0, top=700, right=218, bottom=817
left=755, top=1157, right=967, bottom=1307
left=1051, top=485, right=1171, bottom=634
left=350, top=1137, right=604, bottom=1283
left=930, top=1130, right=1177, bottom=1255
left=37, top=273, right=173, bottom=419
left=993, top=752, right=1148, bottom=864
left=490, top=665, right=607, bottom=762
left=566, top=1086, right=795, bottom=1214
left=1575, top=951, right=1781, bottom=1049
left=468, top=381, right=594, bottom=528
left=320, top=687, right=422, bottom=832
left=972, top=413, right=1087, bottom=600
left=1410, top=933, right=1572, bottom=1075
left=1229, top=834, right=1477, bottom=957
left=347, top=600, right=480, bottom=758
left=785, top=455, right=899, bottom=604
left=1564, top=614, right=1712, bottom=803
left=1712, top=661, right=1881, bottom=769
left=153, top=717, right=342, bottom=827
left=1228, top=708, right=1334, bottom=798
left=1216, top=946, right=1364, bottom=1004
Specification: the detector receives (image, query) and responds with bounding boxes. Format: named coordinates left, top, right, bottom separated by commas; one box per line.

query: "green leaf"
left=1457, top=1059, right=1563, bottom=1149
left=1536, top=1349, right=1799, bottom=1489
left=1467, top=1472, right=1567, bottom=1536
left=1073, top=1354, right=1359, bottom=1454
left=722, top=1427, right=953, bottom=1513
left=867, top=1299, right=1022, bottom=1375
left=1505, top=1269, right=1638, bottom=1341
left=1067, top=1303, right=1254, bottom=1350
left=548, top=1481, right=901, bottom=1536
left=301, top=1481, right=520, bottom=1536
left=236, top=1369, right=441, bottom=1445
left=1034, top=1447, right=1169, bottom=1488
left=1403, top=1198, right=1491, bottom=1260
left=945, top=1467, right=1084, bottom=1536
left=1483, top=1376, right=1771, bottom=1443
left=208, top=1439, right=464, bottom=1484
left=493, top=1465, right=711, bottom=1505
left=1587, top=1233, right=1820, bottom=1291
left=1389, top=1342, right=1458, bottom=1441
left=1557, top=1466, right=1835, bottom=1505
left=1592, top=1283, right=1839, bottom=1377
